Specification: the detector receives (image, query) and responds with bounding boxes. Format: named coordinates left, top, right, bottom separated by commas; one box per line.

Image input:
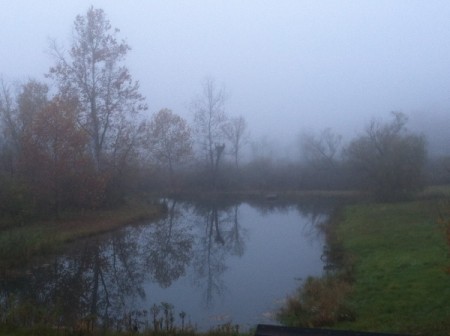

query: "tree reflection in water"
left=0, top=227, right=146, bottom=330
left=190, top=201, right=247, bottom=307
left=142, top=199, right=194, bottom=287
left=0, top=198, right=330, bottom=331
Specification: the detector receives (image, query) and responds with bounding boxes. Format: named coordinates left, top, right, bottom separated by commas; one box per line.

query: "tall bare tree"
left=223, top=115, right=249, bottom=169
left=191, top=77, right=228, bottom=189
left=48, top=6, right=147, bottom=172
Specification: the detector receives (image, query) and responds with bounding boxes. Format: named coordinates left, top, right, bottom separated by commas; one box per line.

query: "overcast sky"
left=2, top=1, right=450, bottom=151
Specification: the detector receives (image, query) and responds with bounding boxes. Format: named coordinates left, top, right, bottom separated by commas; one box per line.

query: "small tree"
left=299, top=128, right=343, bottom=190
left=145, top=108, right=192, bottom=189
left=301, top=128, right=342, bottom=167
left=223, top=115, right=249, bottom=169
left=345, top=112, right=426, bottom=201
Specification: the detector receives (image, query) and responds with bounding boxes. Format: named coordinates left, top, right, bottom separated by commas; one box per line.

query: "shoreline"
left=0, top=198, right=167, bottom=273
left=278, top=194, right=450, bottom=335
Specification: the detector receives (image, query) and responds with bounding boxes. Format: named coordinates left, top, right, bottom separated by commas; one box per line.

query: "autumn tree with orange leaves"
left=48, top=6, right=147, bottom=175
left=21, top=96, right=92, bottom=213
left=0, top=8, right=150, bottom=218
left=47, top=6, right=148, bottom=205
left=144, top=108, right=193, bottom=189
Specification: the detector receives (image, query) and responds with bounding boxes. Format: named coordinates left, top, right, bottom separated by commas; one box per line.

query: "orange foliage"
left=18, top=95, right=112, bottom=211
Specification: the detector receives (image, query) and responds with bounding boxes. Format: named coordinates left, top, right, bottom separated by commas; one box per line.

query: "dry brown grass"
left=277, top=276, right=355, bottom=328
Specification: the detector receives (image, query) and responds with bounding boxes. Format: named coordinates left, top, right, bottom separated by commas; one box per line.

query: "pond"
left=0, top=198, right=333, bottom=332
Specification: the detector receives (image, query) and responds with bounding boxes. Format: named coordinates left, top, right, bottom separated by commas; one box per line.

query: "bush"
left=0, top=177, right=35, bottom=226
left=345, top=112, right=426, bottom=202
left=277, top=275, right=355, bottom=328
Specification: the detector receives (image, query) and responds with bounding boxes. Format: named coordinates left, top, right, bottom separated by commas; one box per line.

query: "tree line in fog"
left=0, top=7, right=448, bottom=222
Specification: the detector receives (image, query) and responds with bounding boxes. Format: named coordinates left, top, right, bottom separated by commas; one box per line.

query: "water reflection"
left=143, top=200, right=194, bottom=287
left=0, top=227, right=146, bottom=330
left=190, top=202, right=247, bottom=307
left=0, top=198, right=330, bottom=331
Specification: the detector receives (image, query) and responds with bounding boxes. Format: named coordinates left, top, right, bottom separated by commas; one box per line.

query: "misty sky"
left=1, top=1, right=450, bottom=152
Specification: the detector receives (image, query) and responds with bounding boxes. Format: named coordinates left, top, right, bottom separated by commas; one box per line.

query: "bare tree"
left=191, top=77, right=228, bottom=189
left=223, top=115, right=249, bottom=169
left=48, top=6, right=147, bottom=172
left=301, top=128, right=342, bottom=167
left=345, top=112, right=426, bottom=201
left=298, top=128, right=343, bottom=190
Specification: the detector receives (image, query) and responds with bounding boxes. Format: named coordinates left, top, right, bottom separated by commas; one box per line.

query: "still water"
left=1, top=199, right=331, bottom=331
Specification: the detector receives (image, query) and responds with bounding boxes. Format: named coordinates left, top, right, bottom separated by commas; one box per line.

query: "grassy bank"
left=334, top=199, right=450, bottom=335
left=0, top=197, right=166, bottom=272
left=278, top=194, right=450, bottom=335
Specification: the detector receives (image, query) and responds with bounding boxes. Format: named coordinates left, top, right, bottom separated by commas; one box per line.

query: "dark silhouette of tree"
left=345, top=112, right=426, bottom=201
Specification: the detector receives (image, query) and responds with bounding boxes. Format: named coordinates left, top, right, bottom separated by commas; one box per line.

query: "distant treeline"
left=0, top=7, right=448, bottom=223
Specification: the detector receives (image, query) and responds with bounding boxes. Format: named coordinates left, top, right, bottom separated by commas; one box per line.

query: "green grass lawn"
left=336, top=200, right=450, bottom=335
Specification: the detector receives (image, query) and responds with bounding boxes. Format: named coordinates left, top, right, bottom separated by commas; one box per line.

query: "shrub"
left=277, top=275, right=355, bottom=328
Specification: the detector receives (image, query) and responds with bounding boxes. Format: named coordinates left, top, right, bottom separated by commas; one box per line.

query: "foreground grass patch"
left=336, top=200, right=450, bottom=335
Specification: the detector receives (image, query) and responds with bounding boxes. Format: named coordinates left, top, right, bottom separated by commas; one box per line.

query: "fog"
left=2, top=1, right=450, bottom=154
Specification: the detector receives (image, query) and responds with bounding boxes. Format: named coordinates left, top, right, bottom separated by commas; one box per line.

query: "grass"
left=418, top=184, right=450, bottom=199
left=277, top=191, right=450, bottom=335
left=0, top=326, right=246, bottom=336
left=334, top=199, right=450, bottom=335
left=3, top=189, right=450, bottom=334
left=0, top=197, right=166, bottom=272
